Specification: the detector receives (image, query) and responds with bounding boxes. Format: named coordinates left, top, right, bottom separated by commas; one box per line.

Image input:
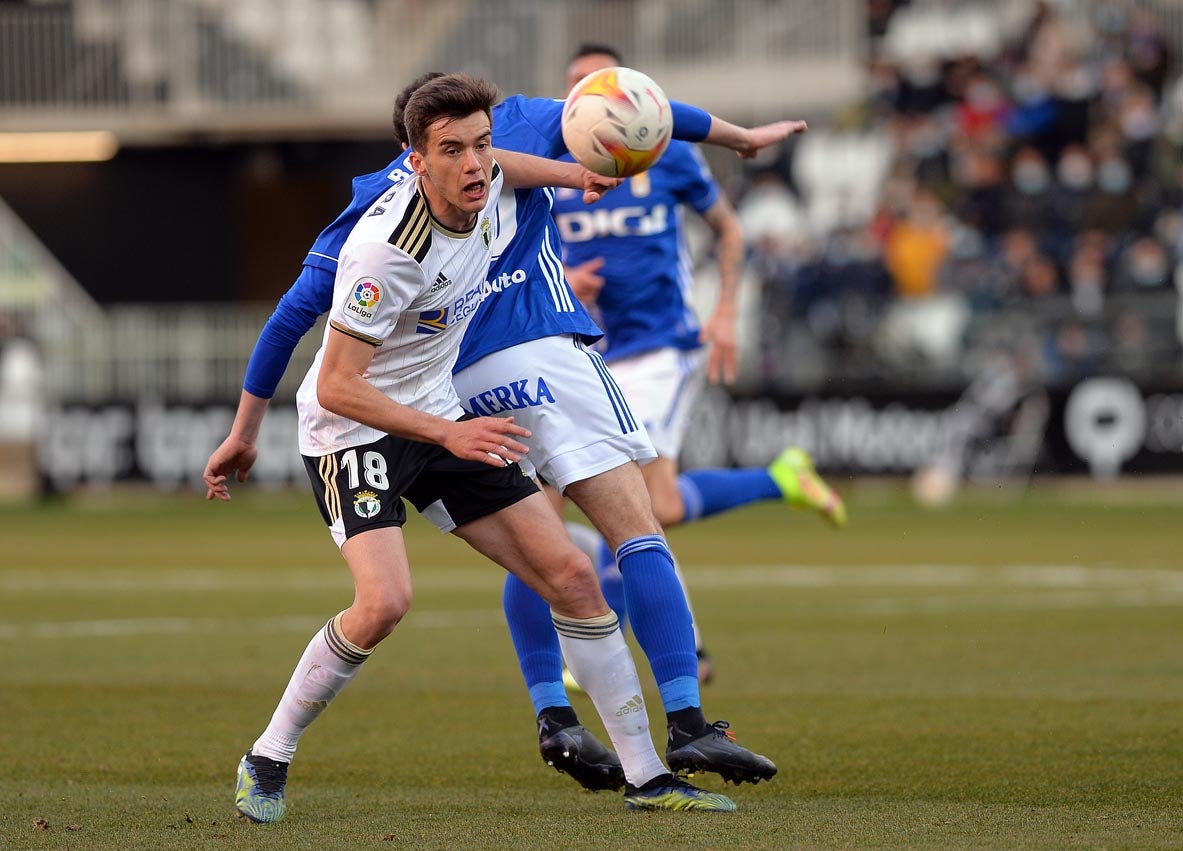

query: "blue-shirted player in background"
left=205, top=73, right=807, bottom=799
left=550, top=45, right=848, bottom=686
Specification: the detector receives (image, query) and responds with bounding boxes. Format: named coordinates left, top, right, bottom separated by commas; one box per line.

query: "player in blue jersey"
left=206, top=72, right=806, bottom=796
left=548, top=45, right=848, bottom=686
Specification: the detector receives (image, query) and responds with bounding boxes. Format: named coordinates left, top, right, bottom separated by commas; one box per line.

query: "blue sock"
left=617, top=535, right=699, bottom=712
left=597, top=539, right=628, bottom=631
left=502, top=574, right=568, bottom=715
left=678, top=468, right=782, bottom=522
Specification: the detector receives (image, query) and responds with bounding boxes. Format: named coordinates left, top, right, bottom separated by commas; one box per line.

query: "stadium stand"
left=0, top=0, right=1181, bottom=488
left=738, top=0, right=1183, bottom=393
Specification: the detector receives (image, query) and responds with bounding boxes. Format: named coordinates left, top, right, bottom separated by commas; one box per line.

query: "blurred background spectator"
left=740, top=0, right=1183, bottom=393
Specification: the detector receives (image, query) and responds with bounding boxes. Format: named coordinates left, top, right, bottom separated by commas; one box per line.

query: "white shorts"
left=605, top=347, right=705, bottom=459
left=452, top=335, right=657, bottom=492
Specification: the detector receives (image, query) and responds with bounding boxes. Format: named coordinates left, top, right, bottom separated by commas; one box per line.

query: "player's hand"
left=565, top=257, right=605, bottom=306
left=442, top=416, right=531, bottom=468
left=581, top=169, right=623, bottom=204
left=735, top=120, right=808, bottom=159
left=203, top=435, right=258, bottom=501
left=701, top=308, right=739, bottom=384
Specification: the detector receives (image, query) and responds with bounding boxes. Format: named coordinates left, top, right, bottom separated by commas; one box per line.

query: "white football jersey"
left=297, top=163, right=503, bottom=455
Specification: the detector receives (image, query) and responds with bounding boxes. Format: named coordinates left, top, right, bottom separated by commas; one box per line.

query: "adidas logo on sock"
left=616, top=694, right=644, bottom=717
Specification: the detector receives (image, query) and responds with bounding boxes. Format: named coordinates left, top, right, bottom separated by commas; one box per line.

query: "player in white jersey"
left=294, top=161, right=499, bottom=464
left=232, top=74, right=737, bottom=823
left=209, top=73, right=805, bottom=796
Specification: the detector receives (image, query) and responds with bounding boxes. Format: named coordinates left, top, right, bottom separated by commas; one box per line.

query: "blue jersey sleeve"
left=494, top=94, right=711, bottom=154
left=241, top=265, right=334, bottom=398
left=667, top=144, right=720, bottom=214
left=493, top=96, right=566, bottom=158
left=669, top=101, right=711, bottom=142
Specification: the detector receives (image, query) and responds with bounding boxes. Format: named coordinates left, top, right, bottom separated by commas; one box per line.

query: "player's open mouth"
left=463, top=180, right=486, bottom=201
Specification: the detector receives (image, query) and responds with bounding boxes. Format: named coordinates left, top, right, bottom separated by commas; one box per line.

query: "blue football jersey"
left=453, top=94, right=603, bottom=373
left=550, top=140, right=720, bottom=362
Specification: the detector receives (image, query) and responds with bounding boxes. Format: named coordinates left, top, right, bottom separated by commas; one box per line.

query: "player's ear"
left=408, top=150, right=426, bottom=176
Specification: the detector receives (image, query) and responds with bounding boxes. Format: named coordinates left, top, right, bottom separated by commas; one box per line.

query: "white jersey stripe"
left=539, top=231, right=573, bottom=313
left=546, top=232, right=575, bottom=312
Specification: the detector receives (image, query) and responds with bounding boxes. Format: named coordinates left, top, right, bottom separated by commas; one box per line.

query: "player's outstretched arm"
left=203, top=389, right=269, bottom=501
left=494, top=149, right=622, bottom=203
left=204, top=268, right=334, bottom=500
left=317, top=328, right=531, bottom=467
left=699, top=197, right=744, bottom=384
left=704, top=117, right=808, bottom=158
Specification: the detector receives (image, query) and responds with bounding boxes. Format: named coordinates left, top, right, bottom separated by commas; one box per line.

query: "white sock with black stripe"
left=251, top=611, right=372, bottom=764
left=552, top=611, right=666, bottom=787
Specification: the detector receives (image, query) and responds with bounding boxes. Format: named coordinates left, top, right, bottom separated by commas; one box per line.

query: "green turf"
left=1, top=483, right=1181, bottom=849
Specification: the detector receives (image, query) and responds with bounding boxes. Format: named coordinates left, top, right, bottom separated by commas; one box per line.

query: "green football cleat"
left=235, top=751, right=289, bottom=823
left=624, top=773, right=737, bottom=812
left=769, top=447, right=847, bottom=528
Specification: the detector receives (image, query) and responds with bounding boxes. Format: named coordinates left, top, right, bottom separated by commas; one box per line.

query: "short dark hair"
left=569, top=43, right=623, bottom=65
left=392, top=71, right=447, bottom=147
left=403, top=73, right=501, bottom=153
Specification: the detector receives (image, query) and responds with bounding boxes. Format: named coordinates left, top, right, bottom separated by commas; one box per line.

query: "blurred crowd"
left=737, top=0, right=1183, bottom=391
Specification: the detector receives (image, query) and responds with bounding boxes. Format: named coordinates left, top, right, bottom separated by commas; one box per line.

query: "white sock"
left=552, top=611, right=666, bottom=787
left=251, top=612, right=371, bottom=763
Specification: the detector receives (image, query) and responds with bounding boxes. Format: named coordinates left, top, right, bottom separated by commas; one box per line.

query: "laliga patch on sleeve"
left=346, top=278, right=383, bottom=324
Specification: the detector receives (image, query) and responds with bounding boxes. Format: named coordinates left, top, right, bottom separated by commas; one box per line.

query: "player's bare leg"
left=454, top=492, right=666, bottom=787
left=639, top=457, right=711, bottom=679
left=236, top=527, right=411, bottom=823
left=546, top=463, right=712, bottom=687
left=455, top=491, right=736, bottom=810
left=640, top=456, right=685, bottom=526
left=564, top=462, right=776, bottom=784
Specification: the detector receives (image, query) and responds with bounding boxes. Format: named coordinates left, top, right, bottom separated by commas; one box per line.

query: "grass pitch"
left=1, top=481, right=1181, bottom=849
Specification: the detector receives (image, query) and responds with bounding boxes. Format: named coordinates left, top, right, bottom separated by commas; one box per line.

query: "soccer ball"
left=561, top=66, right=673, bottom=178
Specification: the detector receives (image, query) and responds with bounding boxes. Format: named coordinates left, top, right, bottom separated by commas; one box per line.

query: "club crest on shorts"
left=353, top=490, right=382, bottom=519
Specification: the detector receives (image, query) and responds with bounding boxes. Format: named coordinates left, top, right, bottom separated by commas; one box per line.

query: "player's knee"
left=542, top=548, right=604, bottom=616
left=650, top=491, right=685, bottom=527
left=354, top=593, right=412, bottom=643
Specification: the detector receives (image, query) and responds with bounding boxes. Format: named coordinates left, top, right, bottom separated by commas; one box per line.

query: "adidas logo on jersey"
left=429, top=271, right=452, bottom=294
